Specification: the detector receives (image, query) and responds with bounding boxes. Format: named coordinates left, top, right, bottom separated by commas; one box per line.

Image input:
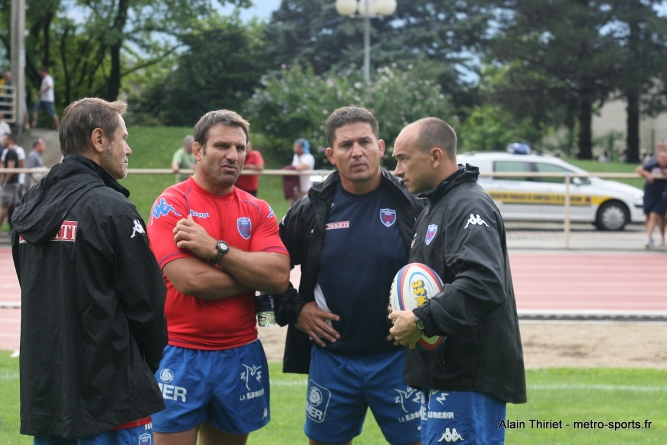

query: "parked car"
left=456, top=152, right=644, bottom=231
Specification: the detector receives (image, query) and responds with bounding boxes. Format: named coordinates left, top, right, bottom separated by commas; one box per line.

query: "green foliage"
left=129, top=15, right=266, bottom=126
left=458, top=104, right=541, bottom=152
left=244, top=62, right=454, bottom=168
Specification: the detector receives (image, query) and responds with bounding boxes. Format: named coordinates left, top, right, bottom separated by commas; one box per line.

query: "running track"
left=1, top=247, right=666, bottom=351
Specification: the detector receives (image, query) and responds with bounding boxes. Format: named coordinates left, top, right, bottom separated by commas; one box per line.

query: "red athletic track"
left=1, top=247, right=666, bottom=351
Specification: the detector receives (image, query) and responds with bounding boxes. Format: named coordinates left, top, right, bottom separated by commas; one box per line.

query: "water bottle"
left=255, top=292, right=276, bottom=327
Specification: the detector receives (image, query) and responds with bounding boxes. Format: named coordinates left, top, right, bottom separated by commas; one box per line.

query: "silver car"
left=456, top=152, right=644, bottom=231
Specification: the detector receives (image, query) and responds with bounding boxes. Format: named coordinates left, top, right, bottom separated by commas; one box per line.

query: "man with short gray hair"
left=24, top=138, right=47, bottom=191
left=172, top=134, right=196, bottom=183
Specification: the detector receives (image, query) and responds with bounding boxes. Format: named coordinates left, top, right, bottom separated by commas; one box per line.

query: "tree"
left=608, top=0, right=667, bottom=163
left=489, top=0, right=619, bottom=159
left=262, top=0, right=494, bottom=112
left=131, top=16, right=265, bottom=126
left=0, top=0, right=251, bottom=109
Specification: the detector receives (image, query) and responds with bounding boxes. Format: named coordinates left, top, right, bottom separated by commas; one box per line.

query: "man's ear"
left=378, top=139, right=386, bottom=157
left=193, top=142, right=203, bottom=161
left=431, top=147, right=444, bottom=169
left=90, top=128, right=106, bottom=154
left=325, top=147, right=336, bottom=166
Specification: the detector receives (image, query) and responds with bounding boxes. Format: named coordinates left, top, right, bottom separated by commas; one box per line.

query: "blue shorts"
left=305, top=346, right=421, bottom=445
left=420, top=389, right=506, bottom=445
left=152, top=341, right=270, bottom=434
left=33, top=423, right=154, bottom=445
left=643, top=188, right=667, bottom=215
left=34, top=101, right=56, bottom=117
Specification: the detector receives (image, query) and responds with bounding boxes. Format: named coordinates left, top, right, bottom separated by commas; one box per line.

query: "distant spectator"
left=0, top=134, right=21, bottom=232
left=32, top=67, right=60, bottom=130
left=25, top=138, right=46, bottom=191
left=618, top=150, right=627, bottom=163
left=288, top=138, right=315, bottom=206
left=636, top=146, right=667, bottom=249
left=235, top=141, right=264, bottom=196
left=171, top=135, right=195, bottom=183
left=598, top=151, right=610, bottom=162
left=1, top=133, right=25, bottom=194
left=0, top=113, right=10, bottom=144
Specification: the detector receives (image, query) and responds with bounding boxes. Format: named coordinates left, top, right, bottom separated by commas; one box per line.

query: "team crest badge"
left=237, top=217, right=252, bottom=239
left=425, top=224, right=438, bottom=245
left=380, top=208, right=397, bottom=227
left=138, top=432, right=152, bottom=445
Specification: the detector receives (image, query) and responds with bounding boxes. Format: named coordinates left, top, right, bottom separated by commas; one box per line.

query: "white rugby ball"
left=389, top=263, right=445, bottom=351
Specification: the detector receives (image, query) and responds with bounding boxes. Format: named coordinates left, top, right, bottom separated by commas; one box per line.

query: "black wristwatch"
left=413, top=313, right=425, bottom=332
left=212, top=240, right=229, bottom=263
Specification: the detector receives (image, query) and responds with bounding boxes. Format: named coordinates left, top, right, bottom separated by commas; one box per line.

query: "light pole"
left=335, top=0, right=397, bottom=85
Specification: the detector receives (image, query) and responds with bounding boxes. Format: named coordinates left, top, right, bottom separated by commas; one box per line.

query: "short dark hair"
left=59, top=98, right=127, bottom=156
left=412, top=117, right=457, bottom=160
left=33, top=139, right=43, bottom=148
left=325, top=106, right=379, bottom=147
left=4, top=133, right=16, bottom=144
left=193, top=110, right=249, bottom=153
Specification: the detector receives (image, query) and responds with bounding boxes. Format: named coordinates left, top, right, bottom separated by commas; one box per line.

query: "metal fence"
left=0, top=83, right=16, bottom=123
left=1, top=167, right=664, bottom=249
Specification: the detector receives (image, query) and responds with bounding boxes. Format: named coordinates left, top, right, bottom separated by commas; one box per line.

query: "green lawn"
left=1, top=352, right=664, bottom=445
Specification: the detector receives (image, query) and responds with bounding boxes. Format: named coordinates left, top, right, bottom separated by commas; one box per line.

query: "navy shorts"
left=420, top=389, right=506, bottom=445
left=152, top=341, right=270, bottom=434
left=305, top=346, right=421, bottom=445
left=34, top=100, right=56, bottom=117
left=33, top=423, right=154, bottom=445
left=643, top=187, right=667, bottom=215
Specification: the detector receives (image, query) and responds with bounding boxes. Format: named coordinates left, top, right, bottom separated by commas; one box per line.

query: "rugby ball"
left=389, top=263, right=445, bottom=351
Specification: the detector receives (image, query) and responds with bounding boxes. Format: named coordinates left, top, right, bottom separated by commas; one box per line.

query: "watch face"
left=217, top=241, right=229, bottom=254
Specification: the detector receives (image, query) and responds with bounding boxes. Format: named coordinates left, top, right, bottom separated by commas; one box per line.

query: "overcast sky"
left=219, top=0, right=283, bottom=21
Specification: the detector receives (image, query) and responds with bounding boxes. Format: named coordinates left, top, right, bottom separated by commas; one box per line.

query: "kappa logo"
left=380, top=208, right=397, bottom=227
left=138, top=432, right=152, bottom=445
left=237, top=217, right=252, bottom=239
left=464, top=214, right=489, bottom=229
left=151, top=198, right=181, bottom=221
left=425, top=224, right=438, bottom=245
left=438, top=428, right=465, bottom=443
left=325, top=221, right=350, bottom=230
left=131, top=219, right=145, bottom=238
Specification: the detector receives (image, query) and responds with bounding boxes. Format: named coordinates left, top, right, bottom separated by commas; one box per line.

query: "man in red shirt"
left=147, top=110, right=290, bottom=445
left=235, top=141, right=264, bottom=196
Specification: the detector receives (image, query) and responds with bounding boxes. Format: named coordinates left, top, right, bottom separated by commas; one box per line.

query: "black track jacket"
left=11, top=154, right=167, bottom=438
left=275, top=168, right=422, bottom=374
left=406, top=165, right=526, bottom=404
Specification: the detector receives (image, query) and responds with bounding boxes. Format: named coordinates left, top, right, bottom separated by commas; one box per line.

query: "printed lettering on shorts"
left=306, top=379, right=331, bottom=423
left=157, top=368, right=187, bottom=403
left=394, top=386, right=422, bottom=423
left=239, top=363, right=265, bottom=401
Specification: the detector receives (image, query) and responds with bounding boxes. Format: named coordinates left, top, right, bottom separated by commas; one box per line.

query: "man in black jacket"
left=276, top=107, right=423, bottom=445
left=11, top=98, right=168, bottom=444
left=389, top=117, right=526, bottom=445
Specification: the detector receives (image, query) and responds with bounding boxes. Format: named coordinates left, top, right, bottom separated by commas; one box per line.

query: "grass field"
left=1, top=353, right=665, bottom=444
